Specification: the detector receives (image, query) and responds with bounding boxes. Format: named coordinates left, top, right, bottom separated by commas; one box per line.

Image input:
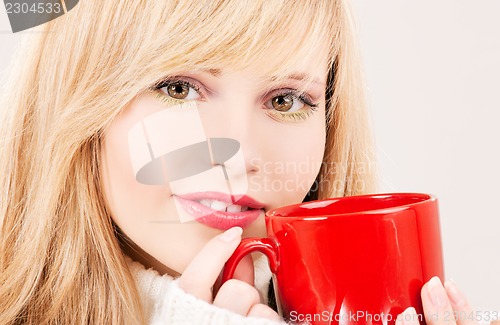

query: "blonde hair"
left=0, top=0, right=376, bottom=323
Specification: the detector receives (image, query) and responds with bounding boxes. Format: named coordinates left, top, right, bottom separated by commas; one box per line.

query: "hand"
left=397, top=277, right=480, bottom=325
left=177, top=227, right=281, bottom=321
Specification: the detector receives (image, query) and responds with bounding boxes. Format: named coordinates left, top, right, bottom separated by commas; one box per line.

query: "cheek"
left=100, top=118, right=173, bottom=228
left=279, top=125, right=325, bottom=185
left=253, top=118, right=326, bottom=206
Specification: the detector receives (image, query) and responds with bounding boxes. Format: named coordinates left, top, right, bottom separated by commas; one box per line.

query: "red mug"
left=222, top=193, right=444, bottom=325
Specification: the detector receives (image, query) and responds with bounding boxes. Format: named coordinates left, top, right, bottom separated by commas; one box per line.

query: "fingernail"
left=397, top=307, right=419, bottom=325
left=427, top=276, right=448, bottom=308
left=406, top=307, right=421, bottom=325
left=219, top=227, right=243, bottom=242
left=444, top=279, right=466, bottom=307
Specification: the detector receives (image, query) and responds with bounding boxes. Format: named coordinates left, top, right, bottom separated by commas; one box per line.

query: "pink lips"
left=174, top=192, right=265, bottom=230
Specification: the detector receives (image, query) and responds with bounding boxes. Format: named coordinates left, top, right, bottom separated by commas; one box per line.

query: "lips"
left=174, top=192, right=265, bottom=230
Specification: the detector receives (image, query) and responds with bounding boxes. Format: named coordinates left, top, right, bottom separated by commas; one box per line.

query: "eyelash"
left=151, top=77, right=319, bottom=122
left=271, top=90, right=319, bottom=109
left=155, top=79, right=201, bottom=92
left=152, top=78, right=203, bottom=104
left=266, top=89, right=319, bottom=122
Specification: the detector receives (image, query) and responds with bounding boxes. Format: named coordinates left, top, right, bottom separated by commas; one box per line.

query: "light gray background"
left=1, top=1, right=499, bottom=312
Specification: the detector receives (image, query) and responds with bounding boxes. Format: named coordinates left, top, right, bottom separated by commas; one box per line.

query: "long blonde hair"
left=0, top=0, right=376, bottom=323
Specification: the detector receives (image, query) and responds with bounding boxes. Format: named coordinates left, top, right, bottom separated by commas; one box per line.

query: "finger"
left=396, top=307, right=422, bottom=325
left=421, top=276, right=456, bottom=325
left=444, top=280, right=479, bottom=325
left=178, top=227, right=242, bottom=302
left=232, top=254, right=255, bottom=285
left=213, top=253, right=254, bottom=297
left=213, top=279, right=260, bottom=316
left=247, top=303, right=283, bottom=322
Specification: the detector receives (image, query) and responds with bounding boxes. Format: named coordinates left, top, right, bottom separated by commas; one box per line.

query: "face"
left=100, top=55, right=329, bottom=275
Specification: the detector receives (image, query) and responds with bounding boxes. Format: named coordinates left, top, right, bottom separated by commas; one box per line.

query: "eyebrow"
left=282, top=73, right=326, bottom=86
left=266, top=73, right=326, bottom=88
left=200, top=69, right=325, bottom=86
left=206, top=68, right=222, bottom=77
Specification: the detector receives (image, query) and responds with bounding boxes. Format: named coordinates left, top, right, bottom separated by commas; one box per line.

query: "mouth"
left=173, top=192, right=265, bottom=230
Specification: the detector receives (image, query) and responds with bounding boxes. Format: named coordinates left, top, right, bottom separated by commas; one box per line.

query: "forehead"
left=144, top=0, right=339, bottom=84
left=192, top=53, right=330, bottom=86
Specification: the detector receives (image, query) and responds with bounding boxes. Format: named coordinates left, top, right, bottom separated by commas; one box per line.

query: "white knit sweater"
left=128, top=257, right=491, bottom=325
left=126, top=256, right=287, bottom=324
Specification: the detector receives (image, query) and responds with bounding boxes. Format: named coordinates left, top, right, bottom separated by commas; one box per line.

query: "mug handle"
left=222, top=237, right=279, bottom=283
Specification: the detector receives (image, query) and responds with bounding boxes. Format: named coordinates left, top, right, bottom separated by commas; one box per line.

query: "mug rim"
left=265, top=192, right=437, bottom=219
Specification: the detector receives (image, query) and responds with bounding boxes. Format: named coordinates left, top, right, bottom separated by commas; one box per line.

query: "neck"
left=116, top=226, right=181, bottom=277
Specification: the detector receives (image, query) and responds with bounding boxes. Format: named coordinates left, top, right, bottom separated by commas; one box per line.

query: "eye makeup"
left=150, top=89, right=186, bottom=107
left=267, top=107, right=318, bottom=123
left=148, top=77, right=204, bottom=107
left=263, top=89, right=320, bottom=123
left=156, top=79, right=202, bottom=97
left=148, top=75, right=322, bottom=122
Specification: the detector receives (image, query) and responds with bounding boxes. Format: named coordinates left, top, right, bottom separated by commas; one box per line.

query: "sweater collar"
left=125, top=254, right=273, bottom=308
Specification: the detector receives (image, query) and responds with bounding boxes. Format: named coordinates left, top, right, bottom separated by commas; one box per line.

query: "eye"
left=159, top=80, right=201, bottom=101
left=264, top=89, right=320, bottom=122
left=265, top=90, right=317, bottom=113
left=270, top=94, right=304, bottom=113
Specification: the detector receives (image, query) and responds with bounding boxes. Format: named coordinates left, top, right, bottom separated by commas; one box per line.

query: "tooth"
left=226, top=205, right=242, bottom=213
left=211, top=200, right=227, bottom=211
left=241, top=206, right=248, bottom=212
left=199, top=199, right=212, bottom=208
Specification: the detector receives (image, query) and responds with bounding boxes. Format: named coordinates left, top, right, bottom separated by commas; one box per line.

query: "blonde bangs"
left=133, top=0, right=342, bottom=89
left=31, top=0, right=343, bottom=126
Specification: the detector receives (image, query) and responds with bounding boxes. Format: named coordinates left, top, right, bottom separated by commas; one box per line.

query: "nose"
left=200, top=98, right=263, bottom=176
left=129, top=96, right=264, bottom=186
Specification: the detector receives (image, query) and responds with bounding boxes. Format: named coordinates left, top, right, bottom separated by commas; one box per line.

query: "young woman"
left=0, top=0, right=478, bottom=324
